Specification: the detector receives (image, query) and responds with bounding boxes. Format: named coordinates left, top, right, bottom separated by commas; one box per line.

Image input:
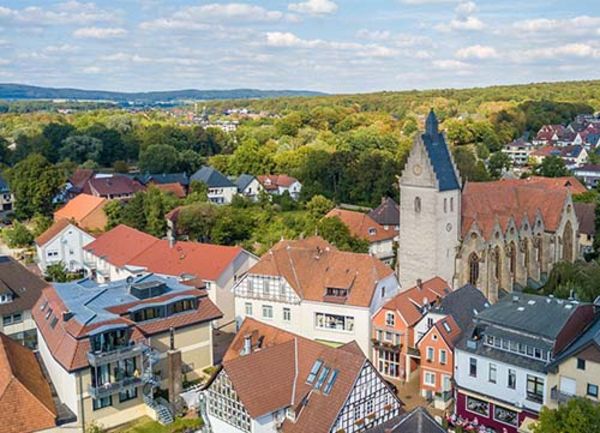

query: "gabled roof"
left=136, top=172, right=189, bottom=186
left=421, top=110, right=460, bottom=192
left=0, top=256, right=47, bottom=317
left=54, top=193, right=107, bottom=225
left=215, top=319, right=396, bottom=433
left=35, top=218, right=72, bottom=246
left=368, top=197, right=400, bottom=227
left=154, top=182, right=186, bottom=198
left=190, top=166, right=235, bottom=188
left=68, top=168, right=94, bottom=193
left=550, top=316, right=600, bottom=368
left=430, top=284, right=489, bottom=331
left=381, top=407, right=447, bottom=433
left=326, top=208, right=396, bottom=242
left=235, top=174, right=256, bottom=191
left=574, top=202, right=596, bottom=236
left=247, top=237, right=395, bottom=308
left=257, top=174, right=299, bottom=189
left=431, top=315, right=462, bottom=349
left=83, top=224, right=159, bottom=267
left=381, top=277, right=451, bottom=326
left=88, top=174, right=144, bottom=196
left=0, top=333, right=57, bottom=433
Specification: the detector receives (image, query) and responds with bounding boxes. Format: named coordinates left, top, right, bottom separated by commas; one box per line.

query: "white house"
left=202, top=318, right=403, bottom=433
left=234, top=174, right=264, bottom=202
left=82, top=224, right=257, bottom=329
left=454, top=293, right=595, bottom=433
left=257, top=175, right=302, bottom=200
left=232, top=236, right=399, bottom=356
left=190, top=166, right=238, bottom=204
left=35, top=219, right=95, bottom=273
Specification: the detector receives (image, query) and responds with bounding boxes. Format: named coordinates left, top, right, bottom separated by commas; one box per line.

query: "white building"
left=202, top=318, right=403, bottom=433
left=235, top=174, right=264, bottom=202
left=190, top=166, right=238, bottom=204
left=502, top=138, right=533, bottom=166
left=82, top=224, right=257, bottom=329
left=35, top=219, right=95, bottom=273
left=233, top=236, right=399, bottom=356
left=454, top=293, right=595, bottom=433
left=257, top=175, right=302, bottom=200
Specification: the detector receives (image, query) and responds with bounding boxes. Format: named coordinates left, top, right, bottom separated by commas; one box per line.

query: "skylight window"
left=315, top=366, right=331, bottom=390
left=323, top=369, right=339, bottom=395
left=443, top=321, right=451, bottom=333
left=306, top=359, right=323, bottom=384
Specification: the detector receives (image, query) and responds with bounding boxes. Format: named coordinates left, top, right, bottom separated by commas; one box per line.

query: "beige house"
left=546, top=317, right=600, bottom=409
left=34, top=274, right=221, bottom=429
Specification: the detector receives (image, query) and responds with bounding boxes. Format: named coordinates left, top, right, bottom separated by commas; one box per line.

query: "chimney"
left=416, top=279, right=423, bottom=290
left=242, top=334, right=252, bottom=355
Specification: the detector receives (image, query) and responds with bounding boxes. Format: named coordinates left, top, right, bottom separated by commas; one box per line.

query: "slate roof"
left=550, top=316, right=600, bottom=369
left=87, top=174, right=144, bottom=196
left=0, top=256, right=47, bottom=317
left=235, top=174, right=256, bottom=191
left=190, top=166, right=235, bottom=188
left=368, top=197, right=400, bottom=227
left=0, top=333, right=57, bottom=433
left=430, top=284, right=489, bottom=331
left=136, top=172, right=189, bottom=186
left=574, top=202, right=596, bottom=236
left=373, top=407, right=447, bottom=433
left=421, top=110, right=460, bottom=192
left=326, top=208, right=396, bottom=242
left=248, top=237, right=395, bottom=308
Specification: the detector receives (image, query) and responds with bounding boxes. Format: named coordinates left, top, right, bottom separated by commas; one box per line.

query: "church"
left=398, top=111, right=580, bottom=302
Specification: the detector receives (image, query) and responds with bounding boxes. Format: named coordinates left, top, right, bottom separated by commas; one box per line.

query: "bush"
left=2, top=221, right=34, bottom=248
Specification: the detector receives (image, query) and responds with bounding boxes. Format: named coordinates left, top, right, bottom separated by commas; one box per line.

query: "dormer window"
left=0, top=293, right=12, bottom=304
left=368, top=227, right=376, bottom=236
left=326, top=287, right=348, bottom=298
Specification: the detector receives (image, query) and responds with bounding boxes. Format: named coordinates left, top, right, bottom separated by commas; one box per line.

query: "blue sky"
left=0, top=0, right=599, bottom=93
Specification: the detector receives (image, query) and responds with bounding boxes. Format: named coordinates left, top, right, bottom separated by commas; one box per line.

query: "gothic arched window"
left=468, top=253, right=479, bottom=285
left=494, top=245, right=502, bottom=288
left=414, top=197, right=421, bottom=213
left=509, top=242, right=516, bottom=275
left=563, top=221, right=574, bottom=262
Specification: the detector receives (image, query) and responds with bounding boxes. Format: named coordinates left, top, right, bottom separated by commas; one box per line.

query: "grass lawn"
left=112, top=416, right=203, bottom=433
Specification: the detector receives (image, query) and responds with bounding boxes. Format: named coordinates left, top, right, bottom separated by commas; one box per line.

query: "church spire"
left=425, top=108, right=439, bottom=136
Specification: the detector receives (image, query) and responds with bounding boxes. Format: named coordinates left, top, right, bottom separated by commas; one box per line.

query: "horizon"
left=0, top=0, right=599, bottom=93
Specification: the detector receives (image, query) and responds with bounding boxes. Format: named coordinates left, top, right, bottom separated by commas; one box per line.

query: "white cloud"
left=521, top=43, right=600, bottom=60
left=356, top=29, right=391, bottom=41
left=288, top=0, right=338, bottom=15
left=456, top=44, right=497, bottom=59
left=399, top=0, right=458, bottom=4
left=455, top=1, right=477, bottom=16
left=173, top=3, right=284, bottom=22
left=44, top=44, right=80, bottom=53
left=82, top=65, right=101, bottom=74
left=0, top=2, right=119, bottom=26
left=432, top=59, right=471, bottom=70
left=73, top=27, right=127, bottom=39
left=437, top=16, right=483, bottom=31
left=514, top=16, right=600, bottom=34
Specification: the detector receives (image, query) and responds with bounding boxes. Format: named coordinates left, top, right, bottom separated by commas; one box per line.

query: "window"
left=508, top=369, right=516, bottom=389
left=261, top=305, right=273, bottom=319
left=469, top=358, right=477, bottom=377
left=244, top=303, right=252, bottom=316
left=315, top=312, right=354, bottom=332
left=468, top=253, right=479, bottom=285
left=488, top=363, right=497, bottom=384
left=414, top=197, right=421, bottom=213
left=450, top=197, right=454, bottom=212
left=577, top=358, right=586, bottom=370
left=587, top=384, right=599, bottom=398
left=315, top=366, right=330, bottom=390
left=424, top=371, right=436, bottom=386
left=427, top=317, right=434, bottom=328
left=385, top=312, right=395, bottom=327
left=306, top=360, right=323, bottom=384
left=378, top=349, right=400, bottom=377
left=526, top=375, right=544, bottom=403
left=2, top=312, right=23, bottom=327
left=494, top=405, right=518, bottom=426
left=119, top=388, right=138, bottom=403
left=323, top=370, right=339, bottom=395
left=426, top=347, right=434, bottom=362
left=444, top=198, right=447, bottom=213
left=440, top=349, right=447, bottom=365
left=93, top=396, right=112, bottom=411
left=466, top=396, right=489, bottom=416
left=283, top=307, right=291, bottom=322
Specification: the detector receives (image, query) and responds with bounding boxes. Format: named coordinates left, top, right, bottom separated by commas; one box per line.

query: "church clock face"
left=413, top=164, right=423, bottom=176
left=446, top=223, right=452, bottom=232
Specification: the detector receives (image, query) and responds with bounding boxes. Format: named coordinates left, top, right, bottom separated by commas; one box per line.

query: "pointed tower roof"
left=421, top=109, right=460, bottom=191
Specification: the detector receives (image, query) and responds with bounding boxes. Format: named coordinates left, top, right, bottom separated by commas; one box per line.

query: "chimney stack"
left=416, top=279, right=423, bottom=290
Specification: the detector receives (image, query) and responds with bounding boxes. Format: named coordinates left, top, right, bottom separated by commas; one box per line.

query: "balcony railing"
left=551, top=386, right=575, bottom=404
left=526, top=392, right=544, bottom=404
left=371, top=338, right=401, bottom=350
left=435, top=390, right=453, bottom=402
left=89, top=376, right=143, bottom=399
left=88, top=343, right=144, bottom=366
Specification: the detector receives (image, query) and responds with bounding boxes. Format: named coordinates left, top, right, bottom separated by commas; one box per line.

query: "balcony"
left=551, top=386, right=575, bottom=404
left=371, top=338, right=401, bottom=351
left=89, top=376, right=143, bottom=399
left=526, top=392, right=544, bottom=404
left=88, top=343, right=144, bottom=366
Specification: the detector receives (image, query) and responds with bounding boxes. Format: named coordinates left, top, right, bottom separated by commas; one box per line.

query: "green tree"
left=228, top=138, right=276, bottom=176
left=536, top=155, right=569, bottom=178
left=42, top=122, right=75, bottom=162
left=306, top=195, right=334, bottom=219
left=1, top=221, right=34, bottom=248
left=112, top=160, right=129, bottom=173
left=144, top=186, right=167, bottom=237
left=45, top=262, right=69, bottom=282
left=139, top=144, right=180, bottom=173
left=178, top=149, right=204, bottom=174
left=533, top=397, right=600, bottom=433
left=317, top=216, right=369, bottom=253
left=103, top=200, right=123, bottom=230
left=60, top=135, right=103, bottom=164
left=487, top=151, right=512, bottom=178
left=31, top=214, right=53, bottom=238
left=7, top=154, right=65, bottom=219
left=121, top=192, right=147, bottom=231
left=185, top=180, right=209, bottom=204
left=212, top=207, right=255, bottom=245
left=177, top=203, right=218, bottom=242
left=452, top=147, right=490, bottom=182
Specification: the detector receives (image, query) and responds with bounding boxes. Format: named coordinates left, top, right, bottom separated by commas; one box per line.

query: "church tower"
left=398, top=110, right=462, bottom=289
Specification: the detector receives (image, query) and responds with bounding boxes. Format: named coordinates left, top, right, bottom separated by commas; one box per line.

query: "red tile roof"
left=248, top=237, right=395, bottom=307
left=54, top=193, right=107, bottom=226
left=0, top=333, right=56, bottom=433
left=326, top=208, right=396, bottom=242
left=257, top=174, right=299, bottom=190
left=88, top=174, right=144, bottom=197
left=84, top=224, right=160, bottom=267
left=35, top=218, right=92, bottom=246
left=155, top=182, right=186, bottom=199
left=381, top=277, right=451, bottom=326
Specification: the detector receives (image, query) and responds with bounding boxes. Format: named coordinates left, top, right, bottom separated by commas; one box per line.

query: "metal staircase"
left=141, top=344, right=174, bottom=425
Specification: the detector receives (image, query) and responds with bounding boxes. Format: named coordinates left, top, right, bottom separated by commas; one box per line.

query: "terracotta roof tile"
left=0, top=333, right=57, bottom=433
left=154, top=182, right=186, bottom=199
left=35, top=219, right=92, bottom=246
left=88, top=175, right=144, bottom=197
left=574, top=202, right=596, bottom=236
left=248, top=237, right=395, bottom=307
left=83, top=224, right=159, bottom=267
left=326, top=208, right=396, bottom=242
left=54, top=193, right=107, bottom=227
left=0, top=256, right=47, bottom=317
left=257, top=174, right=299, bottom=189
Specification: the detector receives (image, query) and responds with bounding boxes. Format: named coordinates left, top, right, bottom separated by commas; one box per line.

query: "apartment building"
left=202, top=318, right=403, bottom=433
left=454, top=293, right=595, bottom=433
left=233, top=236, right=400, bottom=356
left=34, top=274, right=222, bottom=429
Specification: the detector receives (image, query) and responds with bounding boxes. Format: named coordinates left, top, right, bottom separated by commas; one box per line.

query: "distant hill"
left=0, top=83, right=326, bottom=103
